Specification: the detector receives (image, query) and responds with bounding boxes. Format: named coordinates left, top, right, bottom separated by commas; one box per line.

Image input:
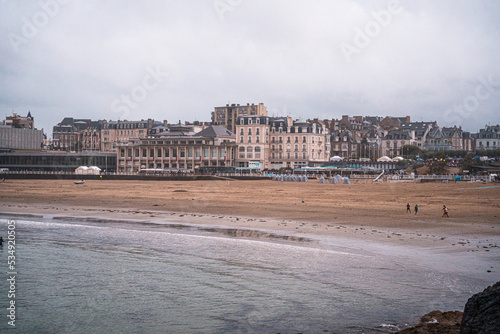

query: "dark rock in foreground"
left=397, top=310, right=462, bottom=334
left=461, top=281, right=500, bottom=334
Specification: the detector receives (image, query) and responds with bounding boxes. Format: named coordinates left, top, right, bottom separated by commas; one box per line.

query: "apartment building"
left=236, top=116, right=330, bottom=170
left=212, top=103, right=268, bottom=134
left=476, top=125, right=500, bottom=150
left=381, top=130, right=418, bottom=157
left=3, top=112, right=35, bottom=129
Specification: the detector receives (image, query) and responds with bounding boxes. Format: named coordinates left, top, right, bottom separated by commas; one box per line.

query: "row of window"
left=120, top=147, right=227, bottom=159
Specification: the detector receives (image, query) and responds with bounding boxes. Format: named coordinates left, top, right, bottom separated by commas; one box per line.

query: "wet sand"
left=1, top=178, right=499, bottom=251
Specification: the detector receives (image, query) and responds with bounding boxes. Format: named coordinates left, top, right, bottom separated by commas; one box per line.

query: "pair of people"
left=407, top=203, right=418, bottom=215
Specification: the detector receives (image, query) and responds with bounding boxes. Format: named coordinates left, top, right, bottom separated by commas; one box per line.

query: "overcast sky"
left=1, top=0, right=499, bottom=138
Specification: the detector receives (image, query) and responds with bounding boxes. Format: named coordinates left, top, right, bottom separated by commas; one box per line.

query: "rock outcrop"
left=461, top=281, right=500, bottom=334
left=397, top=310, right=462, bottom=334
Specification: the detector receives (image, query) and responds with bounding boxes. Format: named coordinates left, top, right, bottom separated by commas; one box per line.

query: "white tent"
left=75, top=166, right=89, bottom=175
left=87, top=166, right=101, bottom=175
left=392, top=156, right=404, bottom=162
left=377, top=156, right=392, bottom=162
left=330, top=156, right=343, bottom=162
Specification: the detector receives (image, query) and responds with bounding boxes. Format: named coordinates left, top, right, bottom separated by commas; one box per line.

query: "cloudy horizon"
left=1, top=0, right=500, bottom=138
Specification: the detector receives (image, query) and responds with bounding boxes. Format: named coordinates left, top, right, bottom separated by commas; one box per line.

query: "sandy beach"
left=1, top=178, right=499, bottom=251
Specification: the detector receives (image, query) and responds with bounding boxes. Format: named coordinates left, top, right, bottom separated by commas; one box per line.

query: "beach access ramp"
left=373, top=170, right=384, bottom=182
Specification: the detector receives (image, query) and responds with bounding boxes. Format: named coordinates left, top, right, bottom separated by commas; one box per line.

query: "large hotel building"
left=116, top=125, right=236, bottom=173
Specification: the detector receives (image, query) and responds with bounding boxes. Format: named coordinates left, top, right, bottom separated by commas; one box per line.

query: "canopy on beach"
left=392, top=156, right=404, bottom=162
left=330, top=156, right=343, bottom=162
left=377, top=156, right=392, bottom=162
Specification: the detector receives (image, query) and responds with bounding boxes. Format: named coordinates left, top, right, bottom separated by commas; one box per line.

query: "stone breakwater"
left=398, top=281, right=500, bottom=334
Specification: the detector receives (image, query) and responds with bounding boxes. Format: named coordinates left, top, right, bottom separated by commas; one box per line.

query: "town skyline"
left=2, top=1, right=500, bottom=135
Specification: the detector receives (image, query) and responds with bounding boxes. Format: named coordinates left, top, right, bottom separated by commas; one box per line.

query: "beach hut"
left=75, top=166, right=89, bottom=175
left=377, top=156, right=392, bottom=162
left=343, top=177, right=351, bottom=184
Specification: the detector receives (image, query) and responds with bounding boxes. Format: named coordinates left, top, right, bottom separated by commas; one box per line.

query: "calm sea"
left=0, top=214, right=497, bottom=334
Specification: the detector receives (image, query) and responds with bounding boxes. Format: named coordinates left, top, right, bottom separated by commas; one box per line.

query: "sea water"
left=0, top=215, right=498, bottom=334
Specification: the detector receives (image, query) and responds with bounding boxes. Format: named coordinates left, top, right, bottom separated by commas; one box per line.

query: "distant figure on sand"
left=414, top=204, right=418, bottom=215
left=442, top=205, right=449, bottom=217
left=0, top=236, right=3, bottom=246
left=407, top=203, right=411, bottom=213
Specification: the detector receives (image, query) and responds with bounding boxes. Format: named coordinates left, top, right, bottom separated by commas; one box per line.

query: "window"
left=240, top=129, right=244, bottom=135
left=303, top=136, right=306, bottom=143
left=248, top=137, right=252, bottom=143
left=248, top=119, right=252, bottom=125
left=279, top=137, right=283, bottom=143
left=157, top=148, right=162, bottom=158
left=196, top=148, right=201, bottom=158
left=165, top=148, right=170, bottom=157
left=256, top=136, right=260, bottom=143
left=204, top=148, right=209, bottom=158
left=212, top=148, right=218, bottom=158
left=295, top=137, right=298, bottom=143
left=120, top=149, right=124, bottom=158
left=256, top=118, right=260, bottom=125
left=240, top=137, right=244, bottom=143
left=180, top=149, right=185, bottom=158
left=287, top=152, right=291, bottom=159
left=240, top=118, right=244, bottom=125
left=220, top=148, right=226, bottom=157
left=135, top=149, right=139, bottom=158
left=188, top=148, right=193, bottom=158
left=248, top=129, right=252, bottom=135
left=295, top=145, right=298, bottom=151
left=150, top=149, right=154, bottom=158
left=256, top=128, right=260, bottom=135
left=142, top=149, right=147, bottom=158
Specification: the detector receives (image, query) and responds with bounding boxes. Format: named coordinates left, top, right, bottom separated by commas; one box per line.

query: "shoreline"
left=1, top=179, right=499, bottom=252
left=2, top=179, right=500, bottom=333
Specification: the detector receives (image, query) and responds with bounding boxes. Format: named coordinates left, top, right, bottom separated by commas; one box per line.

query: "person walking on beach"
left=442, top=205, right=449, bottom=217
left=414, top=204, right=418, bottom=215
left=407, top=203, right=411, bottom=213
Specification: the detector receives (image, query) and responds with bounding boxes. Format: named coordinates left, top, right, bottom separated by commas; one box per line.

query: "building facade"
left=235, top=116, right=330, bottom=170
left=382, top=130, right=418, bottom=157
left=0, top=125, right=44, bottom=150
left=116, top=125, right=236, bottom=173
left=476, top=125, right=500, bottom=150
left=212, top=103, right=268, bottom=134
left=101, top=119, right=163, bottom=152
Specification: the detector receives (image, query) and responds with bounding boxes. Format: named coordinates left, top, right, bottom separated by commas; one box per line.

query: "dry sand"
left=1, top=178, right=499, bottom=251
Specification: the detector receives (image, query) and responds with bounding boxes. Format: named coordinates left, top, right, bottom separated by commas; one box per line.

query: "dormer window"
left=240, top=118, right=244, bottom=125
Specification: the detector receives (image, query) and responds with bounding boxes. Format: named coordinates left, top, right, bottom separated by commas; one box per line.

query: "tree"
left=427, top=159, right=449, bottom=175
left=401, top=145, right=422, bottom=159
